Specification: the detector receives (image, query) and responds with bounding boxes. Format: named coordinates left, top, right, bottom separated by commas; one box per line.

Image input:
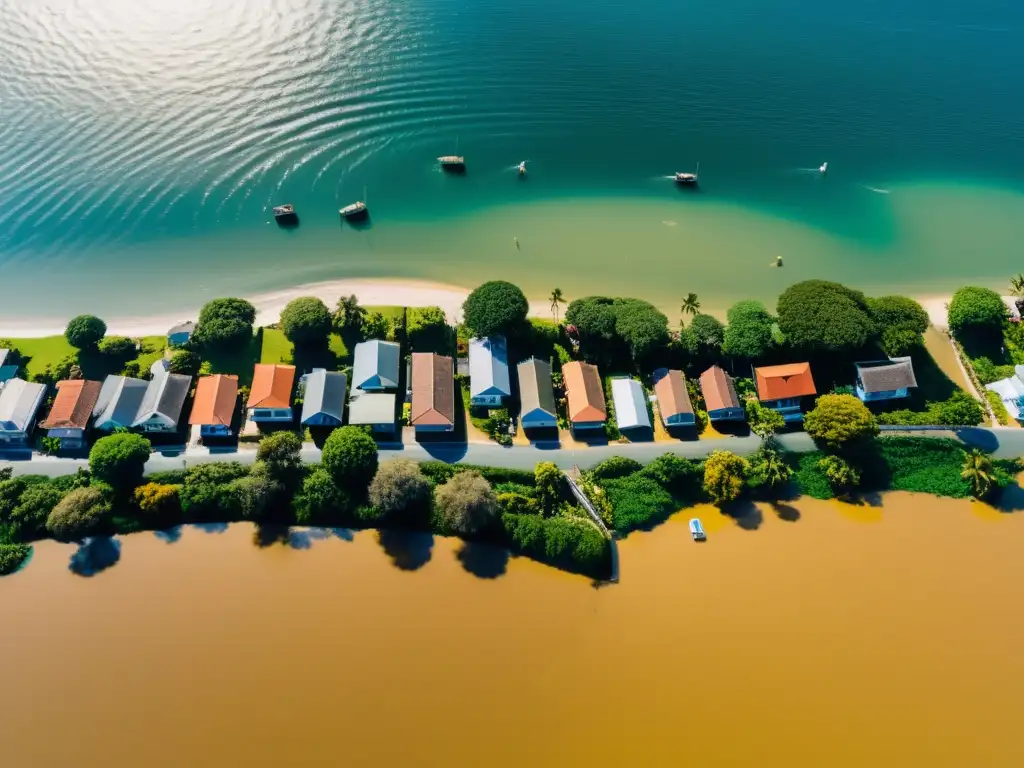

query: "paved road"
left=3, top=427, right=1022, bottom=478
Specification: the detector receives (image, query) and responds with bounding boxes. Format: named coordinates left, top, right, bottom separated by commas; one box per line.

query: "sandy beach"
left=0, top=278, right=557, bottom=339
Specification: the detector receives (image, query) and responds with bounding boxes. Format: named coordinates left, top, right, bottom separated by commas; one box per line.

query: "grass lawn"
left=260, top=328, right=293, bottom=364
left=363, top=305, right=405, bottom=322
left=7, top=335, right=166, bottom=380
left=260, top=328, right=351, bottom=370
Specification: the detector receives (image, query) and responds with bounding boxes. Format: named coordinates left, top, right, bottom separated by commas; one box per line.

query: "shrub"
left=792, top=452, right=835, bottom=499
left=321, top=426, right=379, bottom=492
left=179, top=462, right=250, bottom=520
left=777, top=280, right=877, bottom=352
left=722, top=300, right=775, bottom=359
left=881, top=326, right=924, bottom=357
left=230, top=465, right=282, bottom=521
left=877, top=391, right=984, bottom=427
left=294, top=468, right=350, bottom=525
left=745, top=399, right=785, bottom=439
left=256, top=431, right=303, bottom=488
left=40, top=436, right=62, bottom=456
left=97, top=335, right=136, bottom=357
left=362, top=311, right=390, bottom=340
left=817, top=455, right=861, bottom=497
left=637, top=454, right=703, bottom=499
left=89, top=433, right=152, bottom=489
left=46, top=487, right=110, bottom=542
left=502, top=513, right=609, bottom=578
left=947, top=286, right=1007, bottom=340
left=65, top=315, right=107, bottom=349
left=703, top=450, right=750, bottom=505
left=193, top=298, right=257, bottom=349
left=434, top=471, right=498, bottom=536
left=134, top=483, right=181, bottom=526
left=601, top=475, right=675, bottom=533
left=368, top=460, right=432, bottom=523
left=462, top=281, right=529, bottom=338
left=8, top=483, right=64, bottom=541
left=168, top=349, right=202, bottom=376
left=873, top=438, right=973, bottom=497
left=407, top=306, right=451, bottom=353
left=868, top=295, right=929, bottom=334
left=971, top=357, right=1015, bottom=386
left=0, top=543, right=32, bottom=576
left=804, top=394, right=879, bottom=449
left=497, top=492, right=539, bottom=516
left=590, top=456, right=643, bottom=481
left=749, top=442, right=793, bottom=493
left=280, top=297, right=332, bottom=346
left=986, top=390, right=1013, bottom=426
left=534, top=461, right=564, bottom=515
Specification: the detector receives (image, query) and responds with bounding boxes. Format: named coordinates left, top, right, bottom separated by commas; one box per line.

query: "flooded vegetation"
left=3, top=493, right=1024, bottom=765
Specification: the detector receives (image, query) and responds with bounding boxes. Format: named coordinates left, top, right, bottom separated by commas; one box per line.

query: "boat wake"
left=863, top=185, right=891, bottom=195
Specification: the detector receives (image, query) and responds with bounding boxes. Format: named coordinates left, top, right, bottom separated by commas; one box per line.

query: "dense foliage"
left=434, top=471, right=498, bottom=535
left=89, top=433, right=152, bottom=489
left=407, top=305, right=451, bottom=352
left=703, top=450, right=750, bottom=504
left=462, top=281, right=529, bottom=338
left=321, top=427, right=379, bottom=492
left=168, top=349, right=202, bottom=376
left=947, top=286, right=1007, bottom=341
left=280, top=297, right=332, bottom=346
left=97, top=335, right=136, bottom=358
left=193, top=298, right=257, bottom=349
left=564, top=296, right=669, bottom=363
left=369, top=459, right=432, bottom=523
left=777, top=280, right=877, bottom=352
left=683, top=313, right=725, bottom=353
left=803, top=394, right=879, bottom=449
left=64, top=315, right=107, bottom=349
left=0, top=543, right=32, bottom=575
left=875, top=390, right=983, bottom=427
left=502, top=513, right=609, bottom=575
left=565, top=297, right=617, bottom=345
left=612, top=298, right=670, bottom=361
left=722, top=300, right=775, bottom=359
left=46, top=487, right=110, bottom=542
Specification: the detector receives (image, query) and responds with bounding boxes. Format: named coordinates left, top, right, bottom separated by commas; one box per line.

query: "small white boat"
left=339, top=201, right=367, bottom=219
left=819, top=161, right=828, bottom=174
left=689, top=518, right=706, bottom=541
left=272, top=203, right=296, bottom=221
left=517, top=161, right=527, bottom=175
left=674, top=161, right=700, bottom=185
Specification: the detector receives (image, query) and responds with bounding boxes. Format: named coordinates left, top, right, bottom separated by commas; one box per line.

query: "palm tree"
left=1010, top=274, right=1024, bottom=297
left=549, top=288, right=565, bottom=324
left=961, top=449, right=995, bottom=499
left=333, top=294, right=366, bottom=332
left=680, top=292, right=700, bottom=318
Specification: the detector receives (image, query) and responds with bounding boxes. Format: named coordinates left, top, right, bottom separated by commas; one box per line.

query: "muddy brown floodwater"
left=3, top=493, right=1024, bottom=767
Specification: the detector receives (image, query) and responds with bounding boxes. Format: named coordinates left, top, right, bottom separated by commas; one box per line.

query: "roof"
left=562, top=361, right=606, bottom=423
left=410, top=352, right=455, bottom=426
left=40, top=379, right=102, bottom=430
left=699, top=366, right=741, bottom=412
left=167, top=321, right=195, bottom=337
left=93, top=376, right=149, bottom=427
left=189, top=375, right=238, bottom=427
left=248, top=364, right=296, bottom=409
left=348, top=391, right=396, bottom=425
left=610, top=377, right=650, bottom=430
left=134, top=369, right=191, bottom=426
left=856, top=358, right=918, bottom=393
left=469, top=336, right=511, bottom=398
left=0, top=378, right=46, bottom=432
left=0, top=349, right=8, bottom=367
left=352, top=339, right=401, bottom=390
left=653, top=369, right=693, bottom=420
left=301, top=369, right=347, bottom=424
left=517, top=358, right=556, bottom=418
left=754, top=362, right=816, bottom=401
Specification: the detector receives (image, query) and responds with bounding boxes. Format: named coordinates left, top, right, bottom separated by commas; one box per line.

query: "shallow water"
left=1, top=0, right=1023, bottom=317
left=3, top=493, right=1024, bottom=766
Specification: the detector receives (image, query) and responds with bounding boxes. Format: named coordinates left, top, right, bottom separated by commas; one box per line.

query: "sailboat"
left=340, top=186, right=369, bottom=220
left=675, top=161, right=699, bottom=185
left=517, top=160, right=527, bottom=175
left=819, top=161, right=828, bottom=174
left=438, top=136, right=465, bottom=170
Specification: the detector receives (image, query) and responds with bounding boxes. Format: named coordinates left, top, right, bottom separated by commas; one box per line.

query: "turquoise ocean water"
left=1, top=0, right=1022, bottom=320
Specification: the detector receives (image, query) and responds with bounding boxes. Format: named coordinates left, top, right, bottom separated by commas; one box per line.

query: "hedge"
left=502, top=512, right=609, bottom=577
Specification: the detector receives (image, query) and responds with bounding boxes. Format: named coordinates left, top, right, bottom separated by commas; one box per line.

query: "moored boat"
left=339, top=200, right=368, bottom=220
left=819, top=161, right=828, bottom=174
left=518, top=160, right=527, bottom=175
left=689, top=518, right=706, bottom=541
left=438, top=155, right=466, bottom=170
left=675, top=161, right=700, bottom=186
left=273, top=203, right=297, bottom=223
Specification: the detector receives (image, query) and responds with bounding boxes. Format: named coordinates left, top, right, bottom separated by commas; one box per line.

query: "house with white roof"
left=610, top=377, right=651, bottom=431
left=469, top=336, right=511, bottom=407
left=986, top=365, right=1024, bottom=423
left=352, top=340, right=401, bottom=391
left=0, top=378, right=47, bottom=448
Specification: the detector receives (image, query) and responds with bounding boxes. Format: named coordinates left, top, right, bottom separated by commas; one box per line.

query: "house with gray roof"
left=301, top=369, right=347, bottom=427
left=0, top=349, right=18, bottom=383
left=854, top=357, right=917, bottom=403
left=0, top=378, right=47, bottom=448
left=611, top=377, right=651, bottom=431
left=348, top=390, right=396, bottom=433
left=93, top=375, right=150, bottom=432
left=469, top=336, right=511, bottom=407
left=517, top=358, right=557, bottom=430
left=133, top=369, right=192, bottom=432
left=352, top=340, right=401, bottom=391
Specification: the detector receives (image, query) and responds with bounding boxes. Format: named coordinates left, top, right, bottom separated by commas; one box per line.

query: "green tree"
left=64, top=315, right=107, bottom=349
left=46, top=487, right=110, bottom=542
left=179, top=462, right=250, bottom=519
left=407, top=305, right=452, bottom=352
left=702, top=450, right=750, bottom=505
left=0, top=544, right=32, bottom=576
left=294, top=468, right=350, bottom=524
left=549, top=288, right=566, bottom=324
left=362, top=311, right=390, bottom=340
left=947, top=286, right=1007, bottom=341
left=722, top=300, right=775, bottom=359
left=134, top=483, right=181, bottom=525
left=868, top=295, right=929, bottom=335
left=881, top=326, right=924, bottom=358
left=680, top=292, right=700, bottom=317
left=683, top=313, right=725, bottom=353
left=749, top=441, right=792, bottom=491
left=745, top=398, right=785, bottom=439
left=817, top=455, right=861, bottom=496
left=332, top=294, right=367, bottom=334
left=935, top=390, right=984, bottom=426
left=230, top=463, right=282, bottom=521
left=462, top=281, right=529, bottom=338
left=280, top=297, right=332, bottom=346
left=434, top=471, right=498, bottom=535
left=368, top=459, right=432, bottom=522
left=256, top=431, right=303, bottom=492
left=1010, top=274, right=1024, bottom=298
left=534, top=461, right=564, bottom=515
left=321, top=426, right=379, bottom=491
left=564, top=297, right=617, bottom=346
left=961, top=449, right=995, bottom=499
left=803, top=394, right=879, bottom=449
left=613, top=298, right=670, bottom=361
left=168, top=349, right=202, bottom=376
left=193, top=298, right=257, bottom=349
left=97, top=336, right=136, bottom=358
left=777, top=280, right=877, bottom=353
left=88, top=433, right=152, bottom=490
left=8, top=482, right=63, bottom=542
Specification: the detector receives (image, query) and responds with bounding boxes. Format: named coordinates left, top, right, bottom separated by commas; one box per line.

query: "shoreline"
left=0, top=274, right=986, bottom=339
left=0, top=277, right=551, bottom=339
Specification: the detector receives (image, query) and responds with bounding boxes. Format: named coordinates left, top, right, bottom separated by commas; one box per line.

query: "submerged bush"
left=0, top=543, right=32, bottom=576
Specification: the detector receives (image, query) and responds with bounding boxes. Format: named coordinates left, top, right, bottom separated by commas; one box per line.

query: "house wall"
left=856, top=384, right=909, bottom=402
left=571, top=419, right=605, bottom=430
left=200, top=424, right=233, bottom=438
left=249, top=407, right=293, bottom=422
left=471, top=393, right=504, bottom=407
left=708, top=406, right=745, bottom=422
left=303, top=412, right=343, bottom=427
left=139, top=415, right=176, bottom=433
left=414, top=422, right=453, bottom=433
left=764, top=397, right=804, bottom=421
left=665, top=412, right=696, bottom=427
left=0, top=429, right=30, bottom=447
left=47, top=427, right=86, bottom=449
left=168, top=332, right=191, bottom=346
left=521, top=409, right=556, bottom=429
